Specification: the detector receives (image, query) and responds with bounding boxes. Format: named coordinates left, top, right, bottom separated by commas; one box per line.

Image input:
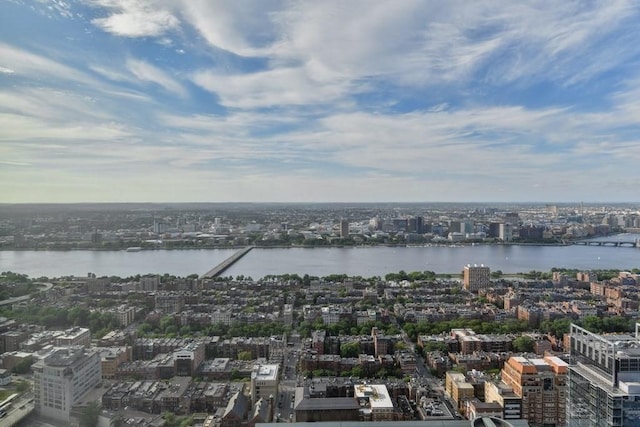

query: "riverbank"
left=1, top=240, right=573, bottom=252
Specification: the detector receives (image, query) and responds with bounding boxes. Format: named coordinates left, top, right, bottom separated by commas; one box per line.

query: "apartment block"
left=55, top=327, right=91, bottom=348
left=501, top=355, right=567, bottom=426
left=463, top=265, right=491, bottom=292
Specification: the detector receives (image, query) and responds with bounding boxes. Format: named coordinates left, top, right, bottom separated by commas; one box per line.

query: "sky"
left=1, top=0, right=640, bottom=203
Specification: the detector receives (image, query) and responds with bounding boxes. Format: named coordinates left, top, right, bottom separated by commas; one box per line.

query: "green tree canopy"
left=78, top=401, right=101, bottom=427
left=512, top=335, right=535, bottom=353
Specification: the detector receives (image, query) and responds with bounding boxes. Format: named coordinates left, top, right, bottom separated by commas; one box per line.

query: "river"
left=0, top=234, right=638, bottom=278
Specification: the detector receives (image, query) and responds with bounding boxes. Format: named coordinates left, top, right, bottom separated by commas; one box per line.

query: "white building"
left=55, top=327, right=91, bottom=348
left=499, top=223, right=513, bottom=242
left=211, top=310, right=232, bottom=325
left=354, top=383, right=394, bottom=421
left=250, top=364, right=279, bottom=405
left=33, top=346, right=101, bottom=424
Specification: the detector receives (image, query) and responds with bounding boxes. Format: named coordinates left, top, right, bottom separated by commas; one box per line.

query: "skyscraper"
left=340, top=219, right=349, bottom=238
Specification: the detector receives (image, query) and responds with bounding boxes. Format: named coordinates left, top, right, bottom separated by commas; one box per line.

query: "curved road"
left=0, top=282, right=53, bottom=306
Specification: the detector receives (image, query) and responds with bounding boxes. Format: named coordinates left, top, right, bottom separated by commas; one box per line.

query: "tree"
left=394, top=341, right=409, bottom=351
left=230, top=368, right=243, bottom=380
left=12, top=357, right=33, bottom=374
left=512, top=335, right=535, bottom=353
left=238, top=350, right=253, bottom=361
left=78, top=401, right=101, bottom=427
left=340, top=342, right=360, bottom=358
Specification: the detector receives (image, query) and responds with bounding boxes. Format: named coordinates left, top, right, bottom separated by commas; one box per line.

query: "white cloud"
left=126, top=58, right=187, bottom=97
left=89, top=0, right=180, bottom=38
left=0, top=42, right=98, bottom=86
left=192, top=66, right=349, bottom=108
left=5, top=0, right=640, bottom=202
left=179, top=0, right=283, bottom=56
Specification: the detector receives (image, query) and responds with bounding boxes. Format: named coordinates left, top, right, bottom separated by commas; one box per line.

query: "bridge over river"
left=572, top=239, right=640, bottom=248
left=200, top=246, right=255, bottom=279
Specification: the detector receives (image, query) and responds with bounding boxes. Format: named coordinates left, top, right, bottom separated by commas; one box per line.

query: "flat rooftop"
left=354, top=384, right=393, bottom=409
left=252, top=364, right=279, bottom=381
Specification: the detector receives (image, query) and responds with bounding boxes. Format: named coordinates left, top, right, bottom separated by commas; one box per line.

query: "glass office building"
left=568, top=324, right=640, bottom=427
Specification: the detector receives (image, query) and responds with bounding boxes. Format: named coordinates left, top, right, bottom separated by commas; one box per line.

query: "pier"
left=200, top=246, right=255, bottom=279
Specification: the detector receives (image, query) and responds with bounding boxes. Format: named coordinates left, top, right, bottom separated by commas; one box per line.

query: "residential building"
left=484, top=381, right=522, bottom=420
left=501, top=355, right=567, bottom=426
left=463, top=265, right=491, bottom=292
left=55, top=327, right=91, bottom=348
left=174, top=341, right=205, bottom=377
left=445, top=371, right=475, bottom=413
left=97, top=346, right=130, bottom=380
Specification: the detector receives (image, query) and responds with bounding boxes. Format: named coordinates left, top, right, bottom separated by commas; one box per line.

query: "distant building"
left=155, top=293, right=185, bottom=314
left=407, top=216, right=424, bottom=233
left=174, top=341, right=205, bottom=377
left=340, top=219, right=349, bottom=238
left=463, top=265, right=491, bottom=292
left=488, top=222, right=501, bottom=238
left=499, top=223, right=513, bottom=242
left=140, top=275, right=160, bottom=291
left=97, top=346, right=130, bottom=380
left=55, top=327, right=91, bottom=348
left=33, top=346, right=101, bottom=424
left=109, top=305, right=136, bottom=327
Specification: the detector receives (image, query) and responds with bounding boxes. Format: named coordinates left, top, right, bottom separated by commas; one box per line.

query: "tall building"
left=567, top=323, right=640, bottom=427
left=501, top=355, right=567, bottom=427
left=407, top=216, right=424, bottom=233
left=250, top=364, right=279, bottom=406
left=499, top=223, right=513, bottom=242
left=340, top=219, right=349, bottom=238
left=33, top=346, right=101, bottom=424
left=463, top=265, right=491, bottom=292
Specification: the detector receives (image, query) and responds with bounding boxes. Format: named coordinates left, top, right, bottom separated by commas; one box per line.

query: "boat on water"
left=125, top=247, right=142, bottom=252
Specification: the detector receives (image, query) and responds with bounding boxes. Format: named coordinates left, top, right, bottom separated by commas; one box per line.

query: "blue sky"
left=1, top=0, right=640, bottom=203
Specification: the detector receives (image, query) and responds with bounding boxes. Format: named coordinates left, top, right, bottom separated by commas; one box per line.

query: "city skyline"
left=2, top=1, right=640, bottom=203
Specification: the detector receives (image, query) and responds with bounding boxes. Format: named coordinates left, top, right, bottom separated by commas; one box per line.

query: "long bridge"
left=572, top=239, right=640, bottom=248
left=200, top=246, right=255, bottom=279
